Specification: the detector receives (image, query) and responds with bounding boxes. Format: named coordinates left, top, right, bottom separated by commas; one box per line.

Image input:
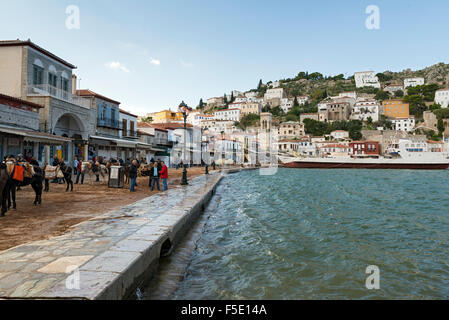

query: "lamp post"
left=178, top=101, right=191, bottom=186
left=202, top=128, right=210, bottom=175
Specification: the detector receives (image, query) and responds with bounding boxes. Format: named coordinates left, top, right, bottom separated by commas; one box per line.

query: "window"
left=33, top=65, right=44, bottom=85
left=122, top=119, right=127, bottom=133
left=48, top=73, right=57, bottom=87
left=61, top=78, right=69, bottom=92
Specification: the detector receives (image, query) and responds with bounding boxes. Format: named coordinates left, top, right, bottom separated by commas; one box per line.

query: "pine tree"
left=257, top=79, right=263, bottom=91
left=293, top=97, right=299, bottom=107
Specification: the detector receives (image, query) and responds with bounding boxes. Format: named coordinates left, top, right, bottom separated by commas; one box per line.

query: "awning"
left=89, top=135, right=138, bottom=148
left=0, top=125, right=72, bottom=145
left=136, top=143, right=165, bottom=152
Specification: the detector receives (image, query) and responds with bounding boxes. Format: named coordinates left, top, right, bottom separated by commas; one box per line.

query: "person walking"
left=75, top=157, right=84, bottom=184
left=92, top=158, right=100, bottom=182
left=160, top=161, right=168, bottom=191
left=129, top=160, right=138, bottom=192
left=51, top=154, right=60, bottom=183
left=73, top=158, right=79, bottom=176
left=149, top=162, right=160, bottom=191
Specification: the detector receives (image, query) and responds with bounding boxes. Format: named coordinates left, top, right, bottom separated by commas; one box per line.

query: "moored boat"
left=279, top=139, right=449, bottom=170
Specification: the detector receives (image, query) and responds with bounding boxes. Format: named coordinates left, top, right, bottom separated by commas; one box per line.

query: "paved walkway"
left=0, top=173, right=222, bottom=299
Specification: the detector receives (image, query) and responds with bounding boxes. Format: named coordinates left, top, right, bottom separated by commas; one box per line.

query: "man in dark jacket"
left=52, top=155, right=60, bottom=183
left=129, top=160, right=138, bottom=192
left=149, top=162, right=160, bottom=191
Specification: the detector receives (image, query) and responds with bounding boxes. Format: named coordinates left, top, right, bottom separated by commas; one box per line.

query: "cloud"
left=180, top=60, right=194, bottom=68
left=150, top=58, right=161, bottom=66
left=105, top=61, right=130, bottom=73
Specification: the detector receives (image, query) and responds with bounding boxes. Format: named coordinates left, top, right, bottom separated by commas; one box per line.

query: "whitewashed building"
left=214, top=108, right=241, bottom=122
left=296, top=95, right=310, bottom=105
left=187, top=112, right=214, bottom=127
left=435, top=89, right=449, bottom=108
left=245, top=91, right=258, bottom=99
left=227, top=102, right=245, bottom=109
left=404, top=77, right=424, bottom=88
left=264, top=88, right=285, bottom=100
left=384, top=84, right=404, bottom=96
left=330, top=130, right=349, bottom=140
left=351, top=98, right=380, bottom=122
left=234, top=97, right=247, bottom=103
left=354, top=71, right=381, bottom=88
left=200, top=119, right=236, bottom=134
left=297, top=139, right=318, bottom=157
left=337, top=92, right=357, bottom=99
left=392, top=117, right=416, bottom=132
left=280, top=98, right=294, bottom=113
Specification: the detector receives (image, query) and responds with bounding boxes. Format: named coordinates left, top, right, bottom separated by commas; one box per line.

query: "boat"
left=278, top=139, right=449, bottom=170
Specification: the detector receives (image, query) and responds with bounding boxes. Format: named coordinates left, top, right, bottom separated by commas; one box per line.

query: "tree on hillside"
left=309, top=72, right=324, bottom=81
left=374, top=90, right=390, bottom=101
left=402, top=94, right=427, bottom=117
left=141, top=117, right=153, bottom=123
left=395, top=90, right=404, bottom=98
left=303, top=119, right=328, bottom=136
left=438, top=118, right=444, bottom=136
left=257, top=79, right=263, bottom=91
left=407, top=84, right=440, bottom=101
left=376, top=73, right=393, bottom=83
left=374, top=115, right=393, bottom=130
left=262, top=104, right=271, bottom=113
left=198, top=98, right=205, bottom=110
left=429, top=103, right=441, bottom=111
left=285, top=114, right=299, bottom=122
left=269, top=106, right=284, bottom=117
left=230, top=92, right=235, bottom=103
left=311, top=89, right=327, bottom=101
left=238, top=114, right=261, bottom=131
left=293, top=97, right=299, bottom=107
left=223, top=93, right=228, bottom=106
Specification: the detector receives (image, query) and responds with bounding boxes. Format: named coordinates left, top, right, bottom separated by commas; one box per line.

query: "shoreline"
left=0, top=173, right=223, bottom=299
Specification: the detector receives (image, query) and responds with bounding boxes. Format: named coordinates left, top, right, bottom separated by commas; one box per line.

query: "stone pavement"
left=0, top=172, right=223, bottom=300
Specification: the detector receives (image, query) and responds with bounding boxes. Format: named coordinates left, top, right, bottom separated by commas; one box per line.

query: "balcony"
left=97, top=118, right=121, bottom=129
left=122, top=130, right=138, bottom=139
left=27, top=84, right=91, bottom=109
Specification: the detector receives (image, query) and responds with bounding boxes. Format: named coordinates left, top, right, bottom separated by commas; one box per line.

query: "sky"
left=1, top=0, right=449, bottom=115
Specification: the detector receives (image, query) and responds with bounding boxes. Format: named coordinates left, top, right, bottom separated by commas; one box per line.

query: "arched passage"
left=52, top=113, right=87, bottom=163
left=53, top=113, right=85, bottom=139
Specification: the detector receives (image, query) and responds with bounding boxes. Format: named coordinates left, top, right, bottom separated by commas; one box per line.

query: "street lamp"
left=202, top=128, right=210, bottom=175
left=178, top=101, right=191, bottom=185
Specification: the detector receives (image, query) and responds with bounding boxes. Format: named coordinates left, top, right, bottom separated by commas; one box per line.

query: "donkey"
left=59, top=163, right=73, bottom=192
left=0, top=163, right=9, bottom=216
left=2, top=159, right=44, bottom=215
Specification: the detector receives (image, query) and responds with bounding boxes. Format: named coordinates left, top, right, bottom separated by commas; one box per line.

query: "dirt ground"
left=0, top=167, right=208, bottom=252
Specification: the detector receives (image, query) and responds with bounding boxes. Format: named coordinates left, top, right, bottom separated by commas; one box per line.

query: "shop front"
left=0, top=125, right=72, bottom=164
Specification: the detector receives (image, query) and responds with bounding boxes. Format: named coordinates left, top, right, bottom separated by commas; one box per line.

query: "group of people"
left=129, top=159, right=168, bottom=193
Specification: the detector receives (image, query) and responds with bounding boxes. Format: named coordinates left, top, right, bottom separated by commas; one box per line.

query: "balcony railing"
left=27, top=84, right=91, bottom=109
left=97, top=118, right=121, bottom=129
left=123, top=130, right=138, bottom=138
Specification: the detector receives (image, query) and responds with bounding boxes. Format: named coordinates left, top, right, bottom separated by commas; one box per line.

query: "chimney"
left=72, top=74, right=77, bottom=95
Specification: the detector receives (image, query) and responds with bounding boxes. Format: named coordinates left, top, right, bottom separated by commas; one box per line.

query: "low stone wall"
left=0, top=173, right=223, bottom=300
